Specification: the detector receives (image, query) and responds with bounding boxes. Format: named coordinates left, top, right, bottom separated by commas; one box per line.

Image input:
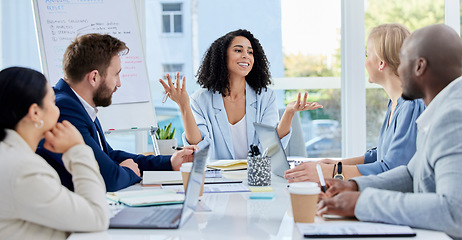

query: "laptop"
left=109, top=146, right=209, bottom=229
left=253, top=122, right=291, bottom=177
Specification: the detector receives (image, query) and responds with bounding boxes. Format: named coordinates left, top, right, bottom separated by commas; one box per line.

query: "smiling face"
left=226, top=36, right=254, bottom=79
left=93, top=55, right=122, bottom=107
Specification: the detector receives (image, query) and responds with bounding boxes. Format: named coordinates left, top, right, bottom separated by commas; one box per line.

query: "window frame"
left=161, top=2, right=183, bottom=35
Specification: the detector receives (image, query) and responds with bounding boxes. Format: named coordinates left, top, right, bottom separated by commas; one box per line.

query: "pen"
left=316, top=164, right=327, bottom=193
left=161, top=81, right=175, bottom=104
left=172, top=146, right=183, bottom=150
left=161, top=92, right=169, bottom=104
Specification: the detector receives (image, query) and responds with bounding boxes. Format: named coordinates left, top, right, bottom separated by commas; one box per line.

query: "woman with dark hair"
left=160, top=29, right=322, bottom=160
left=0, top=67, right=108, bottom=239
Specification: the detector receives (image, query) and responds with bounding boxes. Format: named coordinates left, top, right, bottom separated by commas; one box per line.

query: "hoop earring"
left=34, top=120, right=44, bottom=129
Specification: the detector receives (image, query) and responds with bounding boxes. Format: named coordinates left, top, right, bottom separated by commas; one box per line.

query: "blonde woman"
left=285, top=24, right=426, bottom=182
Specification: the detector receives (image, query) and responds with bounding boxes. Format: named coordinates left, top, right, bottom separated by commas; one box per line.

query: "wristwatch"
left=333, top=162, right=344, bottom=180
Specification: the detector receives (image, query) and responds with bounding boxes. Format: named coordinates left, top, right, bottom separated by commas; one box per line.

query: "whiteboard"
left=32, top=0, right=157, bottom=132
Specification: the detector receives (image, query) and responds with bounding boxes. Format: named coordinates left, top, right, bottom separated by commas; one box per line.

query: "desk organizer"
left=247, top=156, right=271, bottom=186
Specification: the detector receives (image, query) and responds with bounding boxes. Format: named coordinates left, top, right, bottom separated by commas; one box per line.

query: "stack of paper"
left=207, top=159, right=247, bottom=171
left=142, top=171, right=183, bottom=185
left=107, top=189, right=184, bottom=207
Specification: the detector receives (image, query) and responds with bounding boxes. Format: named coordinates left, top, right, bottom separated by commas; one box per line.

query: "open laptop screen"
left=253, top=122, right=290, bottom=177
left=109, top=146, right=209, bottom=229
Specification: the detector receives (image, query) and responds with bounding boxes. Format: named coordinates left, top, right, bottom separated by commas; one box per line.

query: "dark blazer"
left=37, top=79, right=172, bottom=192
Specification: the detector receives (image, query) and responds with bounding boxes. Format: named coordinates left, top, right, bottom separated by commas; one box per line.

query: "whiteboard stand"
left=150, top=126, right=161, bottom=156
left=135, top=131, right=148, bottom=154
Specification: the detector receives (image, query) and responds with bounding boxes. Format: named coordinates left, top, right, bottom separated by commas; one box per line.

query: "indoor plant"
left=155, top=123, right=177, bottom=155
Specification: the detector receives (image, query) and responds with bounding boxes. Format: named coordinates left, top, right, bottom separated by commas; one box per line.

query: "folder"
left=207, top=159, right=247, bottom=171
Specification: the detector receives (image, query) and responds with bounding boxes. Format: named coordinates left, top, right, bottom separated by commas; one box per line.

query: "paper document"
left=162, top=183, right=250, bottom=193
left=297, top=221, right=416, bottom=238
left=107, top=189, right=184, bottom=207
left=207, top=159, right=247, bottom=171
left=142, top=171, right=242, bottom=185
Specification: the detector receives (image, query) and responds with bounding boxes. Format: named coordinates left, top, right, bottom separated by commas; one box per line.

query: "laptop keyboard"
left=139, top=207, right=182, bottom=225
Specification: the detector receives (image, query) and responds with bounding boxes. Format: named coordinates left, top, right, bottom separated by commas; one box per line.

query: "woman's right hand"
left=43, top=120, right=85, bottom=153
left=159, top=72, right=190, bottom=109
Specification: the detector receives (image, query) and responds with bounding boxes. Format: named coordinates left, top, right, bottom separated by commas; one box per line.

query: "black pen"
left=172, top=146, right=183, bottom=150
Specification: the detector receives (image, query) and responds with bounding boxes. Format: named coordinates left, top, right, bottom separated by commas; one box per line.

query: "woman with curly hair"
left=160, top=29, right=322, bottom=160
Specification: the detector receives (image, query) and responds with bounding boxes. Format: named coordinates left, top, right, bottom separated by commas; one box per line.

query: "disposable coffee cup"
left=288, top=182, right=320, bottom=223
left=180, top=162, right=204, bottom=196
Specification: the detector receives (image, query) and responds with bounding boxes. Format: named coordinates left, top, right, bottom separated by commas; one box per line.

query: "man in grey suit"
left=317, top=24, right=462, bottom=240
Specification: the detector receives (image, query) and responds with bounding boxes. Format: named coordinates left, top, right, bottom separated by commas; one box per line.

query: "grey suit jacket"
left=353, top=76, right=462, bottom=240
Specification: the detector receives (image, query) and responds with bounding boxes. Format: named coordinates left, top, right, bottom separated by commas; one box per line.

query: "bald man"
left=316, top=24, right=462, bottom=239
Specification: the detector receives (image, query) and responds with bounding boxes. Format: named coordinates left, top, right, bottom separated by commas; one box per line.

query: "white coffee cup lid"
left=287, top=182, right=320, bottom=195
left=180, top=162, right=193, bottom=172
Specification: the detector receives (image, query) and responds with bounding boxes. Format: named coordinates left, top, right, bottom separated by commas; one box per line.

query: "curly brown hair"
left=62, top=33, right=129, bottom=83
left=196, top=29, right=271, bottom=96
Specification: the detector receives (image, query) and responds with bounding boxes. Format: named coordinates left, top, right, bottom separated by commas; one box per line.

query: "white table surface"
left=69, top=171, right=451, bottom=240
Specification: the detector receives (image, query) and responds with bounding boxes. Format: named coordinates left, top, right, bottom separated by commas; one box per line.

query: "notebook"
left=109, top=146, right=209, bottom=229
left=106, top=189, right=184, bottom=207
left=253, top=122, right=291, bottom=177
left=297, top=221, right=417, bottom=238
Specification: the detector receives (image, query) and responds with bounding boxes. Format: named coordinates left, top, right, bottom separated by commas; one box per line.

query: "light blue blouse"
left=183, top=82, right=291, bottom=160
left=357, top=97, right=426, bottom=175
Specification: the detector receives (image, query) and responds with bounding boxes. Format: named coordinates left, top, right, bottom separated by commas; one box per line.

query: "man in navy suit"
left=37, top=33, right=197, bottom=192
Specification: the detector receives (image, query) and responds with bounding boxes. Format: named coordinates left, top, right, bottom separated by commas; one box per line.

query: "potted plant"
left=155, top=123, right=177, bottom=155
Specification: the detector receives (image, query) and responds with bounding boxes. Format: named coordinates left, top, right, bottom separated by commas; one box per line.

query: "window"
left=281, top=0, right=342, bottom=157
left=162, top=3, right=182, bottom=33
left=364, top=0, right=445, bottom=148
left=162, top=63, right=183, bottom=79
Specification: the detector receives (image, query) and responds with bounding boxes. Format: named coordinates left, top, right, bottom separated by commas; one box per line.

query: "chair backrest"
left=278, top=109, right=307, bottom=157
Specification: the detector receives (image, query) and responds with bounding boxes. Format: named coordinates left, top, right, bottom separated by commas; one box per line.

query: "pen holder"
left=247, top=155, right=271, bottom=186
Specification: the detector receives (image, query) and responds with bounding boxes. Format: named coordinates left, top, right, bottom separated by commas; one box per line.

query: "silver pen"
left=161, top=81, right=175, bottom=104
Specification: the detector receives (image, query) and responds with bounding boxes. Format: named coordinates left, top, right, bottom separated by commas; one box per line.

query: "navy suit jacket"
left=37, top=79, right=172, bottom=192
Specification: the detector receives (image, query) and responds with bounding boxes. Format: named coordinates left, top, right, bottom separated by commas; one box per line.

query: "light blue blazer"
left=183, top=82, right=291, bottom=160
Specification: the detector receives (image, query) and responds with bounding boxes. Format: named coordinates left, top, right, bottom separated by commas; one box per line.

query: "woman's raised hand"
left=286, top=92, right=323, bottom=114
left=159, top=72, right=190, bottom=109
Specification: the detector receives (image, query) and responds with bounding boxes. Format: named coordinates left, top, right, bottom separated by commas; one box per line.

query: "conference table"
left=69, top=170, right=450, bottom=240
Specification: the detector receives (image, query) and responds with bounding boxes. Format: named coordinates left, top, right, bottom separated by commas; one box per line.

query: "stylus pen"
left=316, top=164, right=327, bottom=193
left=161, top=92, right=169, bottom=104
left=161, top=81, right=175, bottom=104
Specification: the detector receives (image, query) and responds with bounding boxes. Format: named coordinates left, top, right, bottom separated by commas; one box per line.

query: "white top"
left=0, top=129, right=108, bottom=240
left=229, top=115, right=249, bottom=159
left=71, top=87, right=103, bottom=148
left=71, top=87, right=98, bottom=121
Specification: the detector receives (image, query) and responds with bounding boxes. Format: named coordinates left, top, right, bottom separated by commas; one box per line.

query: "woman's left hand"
left=286, top=92, right=323, bottom=114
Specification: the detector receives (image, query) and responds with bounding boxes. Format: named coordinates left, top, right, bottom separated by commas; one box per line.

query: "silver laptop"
left=109, top=146, right=209, bottom=229
left=253, top=123, right=290, bottom=177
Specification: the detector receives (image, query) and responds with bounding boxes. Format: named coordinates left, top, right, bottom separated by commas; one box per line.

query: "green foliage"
left=155, top=123, right=176, bottom=140
left=284, top=53, right=339, bottom=77
left=365, top=0, right=444, bottom=33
